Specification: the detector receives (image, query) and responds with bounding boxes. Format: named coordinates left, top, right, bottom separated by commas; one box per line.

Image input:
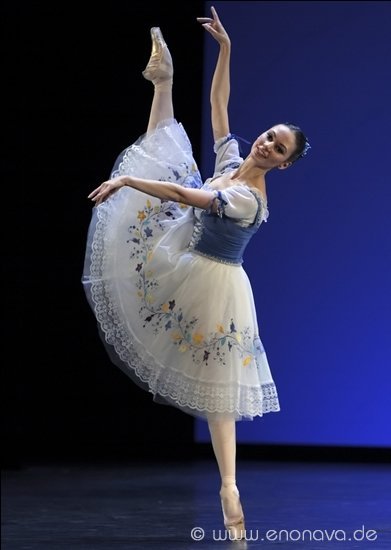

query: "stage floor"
left=2, top=459, right=391, bottom=549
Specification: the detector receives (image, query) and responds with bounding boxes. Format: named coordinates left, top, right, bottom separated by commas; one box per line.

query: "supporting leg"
left=207, top=416, right=245, bottom=540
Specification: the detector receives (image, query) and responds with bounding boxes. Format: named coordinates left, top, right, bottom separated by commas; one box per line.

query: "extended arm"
left=198, top=6, right=231, bottom=141
left=88, top=175, right=216, bottom=210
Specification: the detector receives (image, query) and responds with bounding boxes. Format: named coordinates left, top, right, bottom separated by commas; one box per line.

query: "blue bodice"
left=188, top=189, right=264, bottom=265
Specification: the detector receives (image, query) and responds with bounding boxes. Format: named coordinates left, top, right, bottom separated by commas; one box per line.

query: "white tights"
left=207, top=417, right=237, bottom=489
left=146, top=83, right=173, bottom=135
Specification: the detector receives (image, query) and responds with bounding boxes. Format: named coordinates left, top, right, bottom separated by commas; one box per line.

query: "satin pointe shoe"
left=220, top=485, right=246, bottom=541
left=142, top=27, right=173, bottom=84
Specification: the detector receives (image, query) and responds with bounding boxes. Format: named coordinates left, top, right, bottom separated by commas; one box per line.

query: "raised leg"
left=142, top=27, right=174, bottom=134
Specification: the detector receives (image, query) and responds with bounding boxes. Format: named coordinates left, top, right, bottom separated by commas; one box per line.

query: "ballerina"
left=84, top=6, right=310, bottom=540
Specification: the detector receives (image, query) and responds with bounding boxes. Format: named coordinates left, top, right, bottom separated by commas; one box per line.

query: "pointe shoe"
left=220, top=485, right=246, bottom=541
left=142, top=27, right=173, bottom=85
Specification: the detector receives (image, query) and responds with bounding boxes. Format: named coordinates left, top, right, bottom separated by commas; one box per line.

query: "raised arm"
left=88, top=175, right=216, bottom=210
left=197, top=6, right=231, bottom=141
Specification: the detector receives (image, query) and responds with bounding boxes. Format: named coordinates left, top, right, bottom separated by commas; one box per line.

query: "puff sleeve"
left=213, top=186, right=260, bottom=225
left=212, top=135, right=244, bottom=177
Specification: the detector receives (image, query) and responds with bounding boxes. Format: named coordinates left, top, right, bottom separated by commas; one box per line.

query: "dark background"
left=4, top=1, right=206, bottom=467
left=4, top=1, right=390, bottom=468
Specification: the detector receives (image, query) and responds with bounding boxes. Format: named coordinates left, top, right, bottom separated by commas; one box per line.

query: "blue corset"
left=188, top=190, right=263, bottom=265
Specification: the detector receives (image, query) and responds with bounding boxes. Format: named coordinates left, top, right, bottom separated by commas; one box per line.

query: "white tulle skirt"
left=82, top=119, right=280, bottom=421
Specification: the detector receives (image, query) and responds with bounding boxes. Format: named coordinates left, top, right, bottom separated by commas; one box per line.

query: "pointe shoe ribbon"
left=142, top=27, right=173, bottom=85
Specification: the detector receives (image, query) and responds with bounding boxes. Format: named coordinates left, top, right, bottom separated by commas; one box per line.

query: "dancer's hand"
left=88, top=176, right=128, bottom=205
left=197, top=6, right=230, bottom=47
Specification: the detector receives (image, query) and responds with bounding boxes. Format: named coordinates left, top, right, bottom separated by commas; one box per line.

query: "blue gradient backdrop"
left=195, top=1, right=391, bottom=447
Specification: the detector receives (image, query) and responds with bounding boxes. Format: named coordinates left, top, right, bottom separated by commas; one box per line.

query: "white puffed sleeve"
left=212, top=135, right=244, bottom=176
left=215, top=186, right=259, bottom=225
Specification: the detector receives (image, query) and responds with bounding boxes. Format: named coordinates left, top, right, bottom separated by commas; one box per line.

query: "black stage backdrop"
left=3, top=1, right=206, bottom=466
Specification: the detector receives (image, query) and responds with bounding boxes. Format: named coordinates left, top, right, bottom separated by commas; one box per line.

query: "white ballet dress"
left=82, top=118, right=280, bottom=421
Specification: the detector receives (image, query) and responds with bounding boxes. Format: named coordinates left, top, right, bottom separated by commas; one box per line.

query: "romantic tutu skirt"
left=82, top=119, right=280, bottom=421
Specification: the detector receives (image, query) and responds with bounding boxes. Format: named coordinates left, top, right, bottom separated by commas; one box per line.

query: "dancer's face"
left=250, top=124, right=297, bottom=170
